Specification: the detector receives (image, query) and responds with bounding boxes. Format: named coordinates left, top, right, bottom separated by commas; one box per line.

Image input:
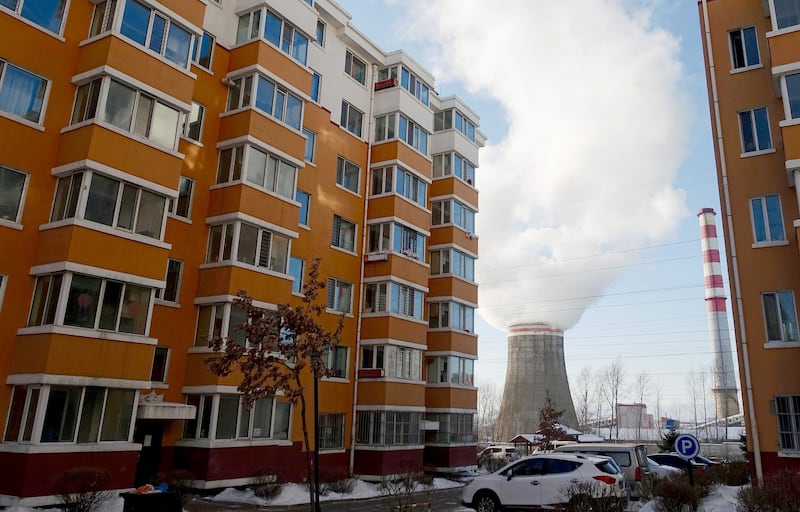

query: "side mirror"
left=506, top=471, right=514, bottom=481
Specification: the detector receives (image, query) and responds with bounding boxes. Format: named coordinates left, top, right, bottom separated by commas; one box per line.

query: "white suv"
left=462, top=453, right=627, bottom=512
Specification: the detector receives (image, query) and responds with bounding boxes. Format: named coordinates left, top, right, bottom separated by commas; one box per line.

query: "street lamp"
left=310, top=349, right=321, bottom=512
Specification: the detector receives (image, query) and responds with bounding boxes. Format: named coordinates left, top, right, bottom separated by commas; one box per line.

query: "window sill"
left=334, top=182, right=362, bottom=198
left=17, top=325, right=158, bottom=345
left=0, top=110, right=44, bottom=131
left=199, top=261, right=293, bottom=282
left=150, top=382, right=169, bottom=389
left=154, top=299, right=181, bottom=309
left=778, top=450, right=800, bottom=458
left=740, top=148, right=777, bottom=159
left=353, top=444, right=425, bottom=452
left=425, top=382, right=477, bottom=390
left=767, top=25, right=800, bottom=39
left=764, top=341, right=800, bottom=349
left=752, top=240, right=789, bottom=248
left=176, top=439, right=293, bottom=449
left=0, top=218, right=23, bottom=231
left=180, top=135, right=203, bottom=148
left=730, top=63, right=764, bottom=75
left=325, top=308, right=354, bottom=318
left=0, top=442, right=141, bottom=454
left=39, top=218, right=172, bottom=250
left=780, top=118, right=800, bottom=128
left=320, top=377, right=349, bottom=384
left=330, top=245, right=358, bottom=257
left=167, top=213, right=192, bottom=225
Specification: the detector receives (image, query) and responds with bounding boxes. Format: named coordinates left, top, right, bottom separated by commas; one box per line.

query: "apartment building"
left=699, top=0, right=800, bottom=482
left=0, top=0, right=483, bottom=505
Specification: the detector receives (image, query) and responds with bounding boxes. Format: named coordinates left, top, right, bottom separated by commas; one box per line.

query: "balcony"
left=195, top=264, right=294, bottom=302
left=218, top=109, right=306, bottom=162
left=206, top=184, right=300, bottom=230
left=228, top=41, right=312, bottom=96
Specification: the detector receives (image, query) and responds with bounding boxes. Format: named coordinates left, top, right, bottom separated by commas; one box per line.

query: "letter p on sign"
left=674, top=434, right=700, bottom=460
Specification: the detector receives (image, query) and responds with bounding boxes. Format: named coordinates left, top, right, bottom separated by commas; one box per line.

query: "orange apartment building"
left=0, top=0, right=483, bottom=505
left=699, top=0, right=800, bottom=483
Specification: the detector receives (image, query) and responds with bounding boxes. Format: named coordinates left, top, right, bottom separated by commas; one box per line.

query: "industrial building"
left=0, top=0, right=483, bottom=505
left=699, top=0, right=800, bottom=482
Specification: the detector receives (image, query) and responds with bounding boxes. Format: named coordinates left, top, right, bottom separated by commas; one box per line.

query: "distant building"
left=616, top=403, right=653, bottom=429
left=699, top=0, right=800, bottom=483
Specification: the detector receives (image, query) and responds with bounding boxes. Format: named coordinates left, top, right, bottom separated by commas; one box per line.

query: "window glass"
left=252, top=397, right=273, bottom=438
left=64, top=274, right=102, bottom=328
left=310, top=73, right=320, bottom=102
left=105, top=80, right=136, bottom=130
left=0, top=63, right=47, bottom=123
left=174, top=176, right=193, bottom=218
left=273, top=401, right=290, bottom=439
left=151, top=346, right=169, bottom=382
left=786, top=73, right=800, bottom=119
left=119, top=284, right=150, bottom=334
left=216, top=395, right=239, bottom=439
left=120, top=0, right=150, bottom=45
left=100, top=389, right=135, bottom=441
left=303, top=129, right=315, bottom=162
left=289, top=257, right=304, bottom=294
left=41, top=386, right=81, bottom=442
left=296, top=190, right=310, bottom=225
left=19, top=0, right=66, bottom=33
left=0, top=166, right=26, bottom=222
left=775, top=0, right=800, bottom=29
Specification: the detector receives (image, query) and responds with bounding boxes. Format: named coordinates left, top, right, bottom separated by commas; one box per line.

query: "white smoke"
left=395, top=0, right=690, bottom=330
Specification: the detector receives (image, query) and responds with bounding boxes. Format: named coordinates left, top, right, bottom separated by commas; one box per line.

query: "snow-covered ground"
left=3, top=482, right=743, bottom=511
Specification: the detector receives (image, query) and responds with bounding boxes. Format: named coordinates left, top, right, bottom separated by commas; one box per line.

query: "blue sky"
left=336, top=0, right=730, bottom=416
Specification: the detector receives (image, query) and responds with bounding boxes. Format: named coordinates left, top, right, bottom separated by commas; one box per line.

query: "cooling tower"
left=698, top=208, right=740, bottom=420
left=494, top=322, right=579, bottom=442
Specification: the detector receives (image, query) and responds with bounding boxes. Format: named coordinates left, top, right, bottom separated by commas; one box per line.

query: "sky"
left=336, top=0, right=733, bottom=417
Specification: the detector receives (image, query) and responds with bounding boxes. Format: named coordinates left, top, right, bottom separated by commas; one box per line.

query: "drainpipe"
left=701, top=0, right=763, bottom=485
left=350, top=63, right=378, bottom=475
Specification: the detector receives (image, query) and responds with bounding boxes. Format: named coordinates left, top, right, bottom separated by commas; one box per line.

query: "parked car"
left=554, top=443, right=652, bottom=499
left=477, top=445, right=519, bottom=469
left=647, top=456, right=682, bottom=478
left=462, top=453, right=627, bottom=512
left=693, top=453, right=724, bottom=466
left=648, top=453, right=707, bottom=475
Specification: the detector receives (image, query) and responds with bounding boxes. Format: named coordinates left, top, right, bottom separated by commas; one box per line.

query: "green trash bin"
left=120, top=491, right=182, bottom=512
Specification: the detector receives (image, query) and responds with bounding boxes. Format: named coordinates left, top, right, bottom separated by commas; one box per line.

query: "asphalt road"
left=185, top=487, right=468, bottom=512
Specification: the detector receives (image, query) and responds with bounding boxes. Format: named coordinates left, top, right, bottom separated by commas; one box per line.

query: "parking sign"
left=674, top=433, right=700, bottom=460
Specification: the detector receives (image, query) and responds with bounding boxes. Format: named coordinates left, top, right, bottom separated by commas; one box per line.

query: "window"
left=103, top=79, right=182, bottom=148
left=374, top=113, right=396, bottom=142
left=331, top=215, right=356, bottom=252
left=738, top=107, right=771, bottom=153
left=398, top=115, right=428, bottom=154
left=226, top=74, right=303, bottom=130
left=236, top=9, right=308, bottom=65
left=3, top=385, right=39, bottom=442
left=432, top=199, right=475, bottom=232
left=340, top=101, right=363, bottom=137
left=319, top=413, right=344, bottom=450
left=434, top=109, right=476, bottom=142
left=296, top=189, right=310, bottom=226
left=393, top=223, right=425, bottom=260
left=394, top=166, right=427, bottom=207
left=426, top=355, right=474, bottom=385
left=433, top=152, right=476, bottom=186
left=336, top=156, right=360, bottom=193
left=1, top=0, right=66, bottom=34
left=729, top=27, right=760, bottom=69
left=50, top=171, right=167, bottom=239
left=169, top=176, right=194, bottom=219
left=367, top=223, right=391, bottom=253
left=150, top=346, right=169, bottom=383
left=217, top=145, right=297, bottom=201
left=192, top=31, right=214, bottom=69
left=326, top=278, right=352, bottom=313
left=155, top=259, right=182, bottom=303
left=0, top=60, right=47, bottom=124
left=361, top=345, right=384, bottom=369
left=425, top=413, right=474, bottom=444
left=303, top=128, right=316, bottom=162
left=183, top=102, right=204, bottom=141
left=377, top=65, right=429, bottom=106
left=206, top=222, right=291, bottom=274
left=431, top=248, right=475, bottom=281
left=120, top=0, right=193, bottom=68
left=0, top=165, right=27, bottom=223
left=356, top=411, right=421, bottom=446
left=183, top=394, right=290, bottom=440
left=71, top=78, right=102, bottom=124
left=315, top=20, right=325, bottom=46
left=289, top=256, right=304, bottom=294
left=428, top=301, right=475, bottom=332
left=359, top=344, right=422, bottom=380
left=194, top=302, right=258, bottom=348
left=310, top=72, right=320, bottom=102
left=776, top=395, right=800, bottom=450
left=323, top=346, right=348, bottom=378
left=345, top=50, right=367, bottom=85
left=751, top=195, right=785, bottom=243
left=235, top=9, right=261, bottom=43
left=763, top=291, right=799, bottom=342
left=785, top=72, right=800, bottom=120
left=774, top=0, right=800, bottom=29
left=367, top=282, right=424, bottom=319
left=89, top=0, right=117, bottom=37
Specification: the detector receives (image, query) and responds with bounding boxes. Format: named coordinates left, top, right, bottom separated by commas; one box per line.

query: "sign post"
left=674, top=433, right=700, bottom=487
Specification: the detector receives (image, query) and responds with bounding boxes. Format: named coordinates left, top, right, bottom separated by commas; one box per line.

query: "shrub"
left=252, top=472, right=282, bottom=499
left=52, top=467, right=112, bottom=512
left=652, top=476, right=700, bottom=512
left=736, top=469, right=800, bottom=512
left=707, top=461, right=749, bottom=486
left=321, top=478, right=357, bottom=495
left=380, top=470, right=433, bottom=511
left=558, top=480, right=624, bottom=512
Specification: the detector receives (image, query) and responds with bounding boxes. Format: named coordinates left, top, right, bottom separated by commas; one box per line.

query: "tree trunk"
left=296, top=374, right=315, bottom=511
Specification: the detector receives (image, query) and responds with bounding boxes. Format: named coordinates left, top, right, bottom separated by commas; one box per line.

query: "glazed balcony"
left=229, top=40, right=312, bottom=96
left=207, top=184, right=300, bottom=231
left=428, top=277, right=478, bottom=305
left=355, top=380, right=425, bottom=407
left=426, top=330, right=478, bottom=355
left=363, top=255, right=429, bottom=289
left=429, top=177, right=478, bottom=208
left=425, top=386, right=477, bottom=410
left=371, top=141, right=432, bottom=179
left=428, top=227, right=478, bottom=254
left=195, top=264, right=294, bottom=303
left=218, top=109, right=306, bottom=161
left=360, top=315, right=428, bottom=344
left=367, top=195, right=430, bottom=231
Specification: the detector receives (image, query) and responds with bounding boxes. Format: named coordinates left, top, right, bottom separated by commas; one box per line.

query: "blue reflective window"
left=787, top=73, right=800, bottom=119
left=166, top=25, right=192, bottom=68
left=285, top=95, right=302, bottom=130
left=255, top=77, right=274, bottom=114
left=0, top=63, right=47, bottom=123
left=292, top=32, right=308, bottom=64
left=289, top=257, right=304, bottom=294
left=296, top=190, right=310, bottom=226
left=739, top=107, right=771, bottom=152
left=193, top=32, right=214, bottom=69
left=149, top=15, right=166, bottom=53
left=120, top=0, right=150, bottom=45
left=775, top=0, right=800, bottom=29
left=751, top=195, right=785, bottom=243
left=19, top=0, right=65, bottom=33
left=264, top=11, right=281, bottom=46
left=310, top=73, right=320, bottom=102
left=743, top=28, right=759, bottom=66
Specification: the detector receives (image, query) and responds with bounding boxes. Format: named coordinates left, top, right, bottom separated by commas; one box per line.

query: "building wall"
left=0, top=0, right=481, bottom=504
left=700, top=0, right=800, bottom=481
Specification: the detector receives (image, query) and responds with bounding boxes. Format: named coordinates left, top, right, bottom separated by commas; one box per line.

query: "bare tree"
left=632, top=372, right=651, bottom=441
left=205, top=259, right=343, bottom=511
left=477, top=382, right=501, bottom=442
left=574, top=366, right=594, bottom=432
left=653, top=380, right=664, bottom=430
left=600, top=358, right=626, bottom=440
left=687, top=367, right=702, bottom=438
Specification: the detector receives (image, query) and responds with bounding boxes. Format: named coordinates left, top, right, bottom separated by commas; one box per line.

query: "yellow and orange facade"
left=700, top=0, right=800, bottom=482
left=0, top=0, right=483, bottom=505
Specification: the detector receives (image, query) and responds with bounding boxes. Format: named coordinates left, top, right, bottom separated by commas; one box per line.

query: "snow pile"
left=639, top=485, right=742, bottom=512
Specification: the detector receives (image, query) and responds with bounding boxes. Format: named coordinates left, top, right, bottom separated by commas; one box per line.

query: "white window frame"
left=0, top=59, right=49, bottom=126
left=326, top=277, right=352, bottom=314
left=750, top=194, right=786, bottom=244
left=762, top=290, right=800, bottom=342
left=729, top=26, right=761, bottom=70
left=738, top=107, right=772, bottom=154
left=0, top=165, right=29, bottom=224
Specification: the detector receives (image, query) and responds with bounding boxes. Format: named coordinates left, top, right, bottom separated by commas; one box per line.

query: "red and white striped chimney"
left=698, top=208, right=740, bottom=420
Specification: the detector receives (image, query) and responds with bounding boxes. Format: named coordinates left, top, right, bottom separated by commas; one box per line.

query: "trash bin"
left=120, top=491, right=182, bottom=512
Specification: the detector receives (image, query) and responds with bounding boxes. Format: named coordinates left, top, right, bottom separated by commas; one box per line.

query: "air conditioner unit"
left=365, top=252, right=388, bottom=262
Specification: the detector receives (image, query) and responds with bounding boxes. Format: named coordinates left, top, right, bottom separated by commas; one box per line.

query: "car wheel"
left=474, top=491, right=501, bottom=512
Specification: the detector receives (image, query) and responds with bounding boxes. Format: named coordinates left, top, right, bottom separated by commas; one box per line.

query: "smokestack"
left=698, top=208, right=740, bottom=420
left=494, top=322, right=578, bottom=441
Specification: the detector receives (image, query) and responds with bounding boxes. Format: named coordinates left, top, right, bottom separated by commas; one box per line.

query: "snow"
left=638, top=485, right=742, bottom=512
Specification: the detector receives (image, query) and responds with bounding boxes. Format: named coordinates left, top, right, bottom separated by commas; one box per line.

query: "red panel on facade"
left=423, top=445, right=477, bottom=469
left=353, top=448, right=424, bottom=476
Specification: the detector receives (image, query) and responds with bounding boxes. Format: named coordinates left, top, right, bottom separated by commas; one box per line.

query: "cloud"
left=396, top=0, right=690, bottom=331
